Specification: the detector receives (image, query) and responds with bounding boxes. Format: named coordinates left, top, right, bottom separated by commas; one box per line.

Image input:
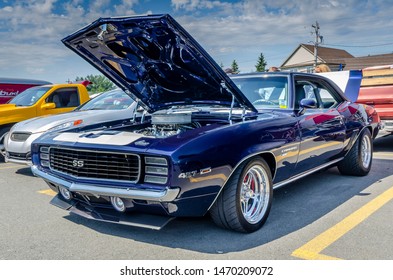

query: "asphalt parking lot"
left=0, top=133, right=392, bottom=260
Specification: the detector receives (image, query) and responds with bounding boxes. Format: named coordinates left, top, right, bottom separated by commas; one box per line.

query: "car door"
left=294, top=77, right=346, bottom=174
left=37, top=87, right=81, bottom=116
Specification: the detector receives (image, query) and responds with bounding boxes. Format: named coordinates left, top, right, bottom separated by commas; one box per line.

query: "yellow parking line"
left=38, top=189, right=57, bottom=196
left=292, top=186, right=393, bottom=260
left=374, top=152, right=393, bottom=158
left=0, top=164, right=20, bottom=170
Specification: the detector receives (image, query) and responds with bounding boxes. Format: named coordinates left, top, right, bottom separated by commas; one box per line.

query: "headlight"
left=47, top=119, right=83, bottom=132
left=144, top=156, right=169, bottom=184
left=10, top=132, right=31, bottom=142
left=40, top=146, right=50, bottom=167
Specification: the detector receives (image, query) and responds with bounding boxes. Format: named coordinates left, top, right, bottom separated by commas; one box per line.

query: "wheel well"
left=367, top=125, right=377, bottom=139
left=0, top=124, right=16, bottom=139
left=0, top=124, right=16, bottom=130
left=209, top=152, right=277, bottom=213
left=257, top=153, right=276, bottom=179
left=230, top=153, right=277, bottom=182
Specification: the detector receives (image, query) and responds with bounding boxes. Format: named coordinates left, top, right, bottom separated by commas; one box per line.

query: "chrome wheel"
left=337, top=128, right=373, bottom=176
left=240, top=164, right=271, bottom=224
left=210, top=157, right=273, bottom=232
left=361, top=133, right=372, bottom=169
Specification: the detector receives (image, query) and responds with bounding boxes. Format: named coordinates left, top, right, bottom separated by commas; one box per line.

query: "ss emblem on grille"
left=72, top=160, right=84, bottom=168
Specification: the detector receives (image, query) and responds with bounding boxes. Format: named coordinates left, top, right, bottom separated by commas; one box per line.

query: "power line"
left=324, top=42, right=393, bottom=48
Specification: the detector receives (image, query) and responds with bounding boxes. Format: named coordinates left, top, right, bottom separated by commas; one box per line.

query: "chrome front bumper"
left=3, top=153, right=32, bottom=165
left=31, top=165, right=180, bottom=202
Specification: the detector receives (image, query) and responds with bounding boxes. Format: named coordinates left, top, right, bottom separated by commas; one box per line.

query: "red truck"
left=358, top=65, right=393, bottom=132
left=0, top=77, right=51, bottom=104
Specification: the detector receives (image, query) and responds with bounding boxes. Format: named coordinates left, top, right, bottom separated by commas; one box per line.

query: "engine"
left=135, top=112, right=201, bottom=138
left=136, top=123, right=200, bottom=138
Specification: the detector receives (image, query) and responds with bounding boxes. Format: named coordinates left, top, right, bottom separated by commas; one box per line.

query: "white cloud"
left=171, top=0, right=230, bottom=12
left=0, top=0, right=142, bottom=81
left=1, top=0, right=393, bottom=80
left=1, top=6, right=13, bottom=12
left=169, top=0, right=393, bottom=70
left=30, top=0, right=57, bottom=14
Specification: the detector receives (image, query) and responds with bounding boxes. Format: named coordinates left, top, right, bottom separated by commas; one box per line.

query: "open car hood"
left=62, top=14, right=256, bottom=113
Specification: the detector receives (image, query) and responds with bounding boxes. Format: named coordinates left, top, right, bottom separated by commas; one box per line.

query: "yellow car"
left=0, top=83, right=90, bottom=151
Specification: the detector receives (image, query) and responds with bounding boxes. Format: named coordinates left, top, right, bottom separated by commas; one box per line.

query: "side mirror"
left=298, top=98, right=317, bottom=115
left=41, top=102, right=56, bottom=110
left=299, top=98, right=317, bottom=109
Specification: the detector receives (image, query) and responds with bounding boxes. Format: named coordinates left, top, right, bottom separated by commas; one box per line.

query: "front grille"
left=49, top=148, right=140, bottom=182
left=8, top=152, right=30, bottom=160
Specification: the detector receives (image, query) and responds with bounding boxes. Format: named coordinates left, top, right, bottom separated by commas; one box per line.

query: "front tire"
left=210, top=158, right=273, bottom=233
left=0, top=127, right=10, bottom=161
left=338, top=128, right=373, bottom=176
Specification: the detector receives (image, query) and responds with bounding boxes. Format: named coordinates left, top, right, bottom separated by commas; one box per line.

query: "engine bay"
left=135, top=122, right=202, bottom=138
left=135, top=112, right=203, bottom=138
left=105, top=106, right=257, bottom=139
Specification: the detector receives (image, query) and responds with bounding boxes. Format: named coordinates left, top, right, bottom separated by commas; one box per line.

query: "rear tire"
left=210, top=158, right=273, bottom=233
left=338, top=128, right=372, bottom=176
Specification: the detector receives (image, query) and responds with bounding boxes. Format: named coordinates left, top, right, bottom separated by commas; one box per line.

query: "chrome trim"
left=47, top=146, right=141, bottom=184
left=272, top=158, right=343, bottom=189
left=4, top=157, right=32, bottom=166
left=206, top=153, right=343, bottom=212
left=31, top=165, right=180, bottom=202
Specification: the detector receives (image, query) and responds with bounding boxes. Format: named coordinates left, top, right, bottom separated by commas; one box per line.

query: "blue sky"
left=1, top=0, right=393, bottom=83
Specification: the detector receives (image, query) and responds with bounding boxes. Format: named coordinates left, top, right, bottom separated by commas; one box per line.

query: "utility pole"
left=311, top=21, right=323, bottom=69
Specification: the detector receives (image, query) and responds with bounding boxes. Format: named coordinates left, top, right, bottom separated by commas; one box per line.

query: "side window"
left=295, top=80, right=340, bottom=109
left=318, top=87, right=337, bottom=108
left=294, top=82, right=317, bottom=109
left=46, top=88, right=80, bottom=108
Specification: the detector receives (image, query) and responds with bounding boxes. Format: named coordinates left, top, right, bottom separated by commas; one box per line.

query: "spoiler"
left=317, top=70, right=362, bottom=102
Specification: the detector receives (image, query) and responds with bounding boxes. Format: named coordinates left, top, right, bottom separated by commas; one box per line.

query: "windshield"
left=10, top=86, right=51, bottom=106
left=232, top=76, right=289, bottom=109
left=77, top=89, right=133, bottom=111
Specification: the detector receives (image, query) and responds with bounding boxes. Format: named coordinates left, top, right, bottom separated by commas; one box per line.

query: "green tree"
left=75, top=74, right=116, bottom=94
left=231, top=60, right=239, bottom=74
left=255, top=53, right=267, bottom=72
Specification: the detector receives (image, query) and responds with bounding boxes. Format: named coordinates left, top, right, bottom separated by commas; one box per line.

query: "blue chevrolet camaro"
left=31, top=14, right=379, bottom=233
